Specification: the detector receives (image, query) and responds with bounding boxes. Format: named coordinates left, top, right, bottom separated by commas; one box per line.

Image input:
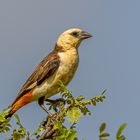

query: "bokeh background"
left=0, top=0, right=139, bottom=139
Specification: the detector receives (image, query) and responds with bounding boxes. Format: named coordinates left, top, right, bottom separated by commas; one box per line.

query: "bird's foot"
left=45, top=98, right=65, bottom=105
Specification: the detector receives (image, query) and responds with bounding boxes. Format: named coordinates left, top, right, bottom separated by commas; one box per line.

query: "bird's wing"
left=12, top=51, right=60, bottom=104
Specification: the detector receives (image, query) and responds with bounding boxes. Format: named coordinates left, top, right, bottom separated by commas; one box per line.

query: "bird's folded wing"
left=12, top=51, right=60, bottom=105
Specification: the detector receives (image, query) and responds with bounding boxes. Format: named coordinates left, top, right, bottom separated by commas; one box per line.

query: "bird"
left=5, top=28, right=92, bottom=118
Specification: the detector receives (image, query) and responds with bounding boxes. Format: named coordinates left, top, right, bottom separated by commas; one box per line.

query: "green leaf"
left=76, top=96, right=85, bottom=101
left=118, top=135, right=125, bottom=140
left=116, top=123, right=127, bottom=139
left=67, top=107, right=81, bottom=123
left=68, top=130, right=77, bottom=140
left=56, top=137, right=65, bottom=140
left=14, top=114, right=20, bottom=124
left=100, top=122, right=106, bottom=133
left=100, top=132, right=110, bottom=137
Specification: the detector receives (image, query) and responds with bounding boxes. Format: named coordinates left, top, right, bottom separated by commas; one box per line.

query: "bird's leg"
left=38, top=96, right=52, bottom=116
left=38, top=97, right=59, bottom=125
left=45, top=98, right=65, bottom=113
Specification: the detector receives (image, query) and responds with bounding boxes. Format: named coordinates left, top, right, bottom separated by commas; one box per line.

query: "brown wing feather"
left=12, top=50, right=60, bottom=104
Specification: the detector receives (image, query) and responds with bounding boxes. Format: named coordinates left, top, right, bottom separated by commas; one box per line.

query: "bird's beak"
left=79, top=31, right=92, bottom=40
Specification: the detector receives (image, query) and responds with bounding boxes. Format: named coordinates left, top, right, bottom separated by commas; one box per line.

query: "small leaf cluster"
left=53, top=122, right=77, bottom=140
left=0, top=111, right=30, bottom=139
left=99, top=122, right=110, bottom=140
left=0, top=111, right=11, bottom=133
left=11, top=114, right=30, bottom=140
left=0, top=83, right=127, bottom=140
left=99, top=122, right=127, bottom=140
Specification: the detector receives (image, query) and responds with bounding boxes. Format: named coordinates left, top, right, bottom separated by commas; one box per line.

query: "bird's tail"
left=5, top=91, right=33, bottom=119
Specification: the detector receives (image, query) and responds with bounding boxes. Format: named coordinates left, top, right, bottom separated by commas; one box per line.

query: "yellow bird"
left=6, top=28, right=92, bottom=118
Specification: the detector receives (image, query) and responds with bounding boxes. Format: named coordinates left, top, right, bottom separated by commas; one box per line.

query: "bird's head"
left=56, top=28, right=92, bottom=51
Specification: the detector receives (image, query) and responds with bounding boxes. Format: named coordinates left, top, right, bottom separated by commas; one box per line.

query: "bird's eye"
left=71, top=31, right=78, bottom=37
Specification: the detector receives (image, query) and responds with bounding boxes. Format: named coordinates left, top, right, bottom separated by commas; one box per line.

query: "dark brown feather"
left=12, top=46, right=61, bottom=105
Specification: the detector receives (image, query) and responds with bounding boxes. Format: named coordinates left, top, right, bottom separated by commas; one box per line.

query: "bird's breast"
left=57, top=48, right=79, bottom=85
